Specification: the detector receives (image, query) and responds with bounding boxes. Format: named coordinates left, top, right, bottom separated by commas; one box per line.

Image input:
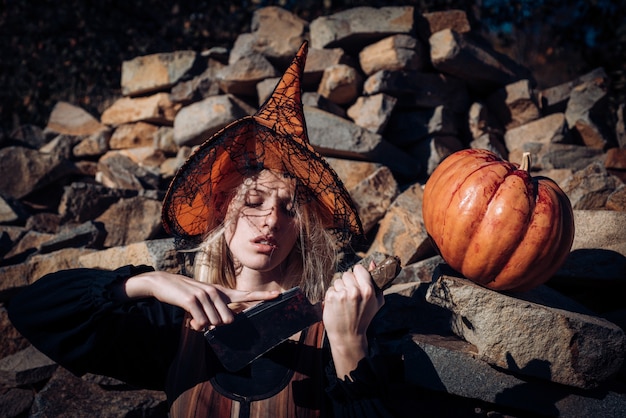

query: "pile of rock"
left=1, top=6, right=625, bottom=417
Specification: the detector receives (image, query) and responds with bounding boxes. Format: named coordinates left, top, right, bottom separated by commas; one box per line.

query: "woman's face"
left=224, top=170, right=300, bottom=279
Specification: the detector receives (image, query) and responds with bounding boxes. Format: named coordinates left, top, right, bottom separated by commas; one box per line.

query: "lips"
left=252, top=235, right=278, bottom=252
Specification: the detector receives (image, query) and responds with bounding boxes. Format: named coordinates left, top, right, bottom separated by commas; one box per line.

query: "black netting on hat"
left=161, top=41, right=364, bottom=250
left=162, top=118, right=363, bottom=250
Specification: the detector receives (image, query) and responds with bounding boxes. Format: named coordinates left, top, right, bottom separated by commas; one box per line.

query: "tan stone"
left=121, top=51, right=197, bottom=96
left=217, top=54, right=278, bottom=96
left=78, top=238, right=178, bottom=273
left=430, top=29, right=530, bottom=90
left=359, top=35, right=422, bottom=76
left=504, top=113, right=569, bottom=153
left=605, top=148, right=626, bottom=170
left=96, top=197, right=162, bottom=247
left=325, top=158, right=381, bottom=191
left=4, top=230, right=55, bottom=260
left=487, top=79, right=541, bottom=129
left=420, top=9, right=471, bottom=36
left=310, top=6, right=415, bottom=50
left=606, top=184, right=626, bottom=211
left=45, top=101, right=106, bottom=136
left=350, top=166, right=398, bottom=233
left=368, top=183, right=435, bottom=265
left=347, top=94, right=397, bottom=134
left=109, top=122, right=159, bottom=149
left=101, top=93, right=181, bottom=126
left=317, top=64, right=362, bottom=105
left=250, top=6, right=308, bottom=62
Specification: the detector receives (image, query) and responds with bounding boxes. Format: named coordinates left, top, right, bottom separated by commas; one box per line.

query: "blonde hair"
left=191, top=170, right=340, bottom=303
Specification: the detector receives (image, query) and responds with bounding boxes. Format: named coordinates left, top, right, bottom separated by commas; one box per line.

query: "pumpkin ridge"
left=467, top=166, right=534, bottom=284
left=451, top=162, right=514, bottom=278
left=488, top=191, right=550, bottom=290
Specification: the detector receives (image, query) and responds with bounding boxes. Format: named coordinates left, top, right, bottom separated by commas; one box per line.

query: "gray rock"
left=539, top=67, right=608, bottom=113
left=469, top=132, right=508, bottom=160
left=367, top=183, right=436, bottom=265
left=417, top=9, right=471, bottom=40
left=173, top=94, right=255, bottom=146
left=350, top=165, right=398, bottom=234
left=121, top=51, right=198, bottom=96
left=96, top=151, right=161, bottom=190
left=310, top=6, right=416, bottom=52
left=38, top=221, right=105, bottom=253
left=29, top=367, right=167, bottom=418
left=408, top=135, right=464, bottom=176
left=78, top=238, right=178, bottom=273
left=486, top=79, right=541, bottom=129
left=0, top=387, right=33, bottom=418
left=426, top=269, right=626, bottom=389
left=363, top=70, right=470, bottom=114
left=504, top=113, right=570, bottom=155
left=359, top=34, right=424, bottom=76
left=96, top=196, right=163, bottom=247
left=565, top=78, right=614, bottom=149
left=386, top=106, right=461, bottom=146
left=570, top=210, right=626, bottom=256
left=44, top=101, right=107, bottom=137
left=347, top=93, right=397, bottom=134
left=100, top=93, right=180, bottom=126
left=216, top=53, right=278, bottom=96
left=561, top=162, right=622, bottom=209
left=430, top=29, right=531, bottom=91
left=509, top=143, right=605, bottom=172
left=404, top=332, right=626, bottom=417
left=249, top=6, right=308, bottom=66
left=0, top=146, right=76, bottom=200
left=317, top=64, right=362, bottom=105
left=304, top=106, right=421, bottom=180
left=0, top=345, right=57, bottom=386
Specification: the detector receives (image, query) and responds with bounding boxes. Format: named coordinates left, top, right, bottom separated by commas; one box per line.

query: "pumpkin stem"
left=520, top=152, right=531, bottom=172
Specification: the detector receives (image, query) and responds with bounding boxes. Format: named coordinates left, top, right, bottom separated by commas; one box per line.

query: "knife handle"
left=367, top=255, right=402, bottom=291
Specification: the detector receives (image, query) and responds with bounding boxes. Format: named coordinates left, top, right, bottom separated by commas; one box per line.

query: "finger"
left=332, top=275, right=351, bottom=292
left=352, top=264, right=381, bottom=301
left=353, top=264, right=374, bottom=288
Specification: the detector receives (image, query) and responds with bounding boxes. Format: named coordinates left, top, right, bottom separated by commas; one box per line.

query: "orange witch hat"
left=161, top=42, right=363, bottom=247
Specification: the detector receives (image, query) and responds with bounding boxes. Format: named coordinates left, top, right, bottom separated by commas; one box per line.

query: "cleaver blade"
left=204, top=255, right=401, bottom=372
left=204, top=286, right=322, bottom=372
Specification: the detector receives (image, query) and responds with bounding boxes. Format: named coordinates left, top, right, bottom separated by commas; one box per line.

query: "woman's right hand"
left=123, top=271, right=279, bottom=331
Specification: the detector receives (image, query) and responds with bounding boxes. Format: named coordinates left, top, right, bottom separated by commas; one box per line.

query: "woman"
left=9, top=42, right=397, bottom=417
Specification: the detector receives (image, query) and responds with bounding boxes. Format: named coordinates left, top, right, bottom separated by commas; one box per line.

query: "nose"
left=264, top=207, right=278, bottom=230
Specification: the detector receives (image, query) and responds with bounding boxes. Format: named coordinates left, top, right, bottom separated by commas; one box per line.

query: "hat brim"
left=162, top=115, right=362, bottom=244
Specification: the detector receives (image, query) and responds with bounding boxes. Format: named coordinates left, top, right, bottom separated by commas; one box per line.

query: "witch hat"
left=162, top=42, right=362, bottom=247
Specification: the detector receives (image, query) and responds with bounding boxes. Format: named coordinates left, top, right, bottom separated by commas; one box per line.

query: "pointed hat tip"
left=255, top=42, right=308, bottom=140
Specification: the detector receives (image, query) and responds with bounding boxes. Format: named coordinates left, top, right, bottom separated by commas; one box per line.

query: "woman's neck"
left=235, top=268, right=287, bottom=292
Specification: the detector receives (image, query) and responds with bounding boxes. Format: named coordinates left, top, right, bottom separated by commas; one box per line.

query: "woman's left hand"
left=322, top=263, right=385, bottom=378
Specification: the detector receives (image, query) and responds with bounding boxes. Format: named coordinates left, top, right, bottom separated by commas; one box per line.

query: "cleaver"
left=204, top=255, right=402, bottom=372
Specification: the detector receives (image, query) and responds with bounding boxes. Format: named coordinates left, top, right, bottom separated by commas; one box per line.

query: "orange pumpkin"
left=422, top=149, right=574, bottom=292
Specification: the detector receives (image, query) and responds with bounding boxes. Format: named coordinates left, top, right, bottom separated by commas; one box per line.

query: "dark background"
left=1, top=0, right=624, bottom=133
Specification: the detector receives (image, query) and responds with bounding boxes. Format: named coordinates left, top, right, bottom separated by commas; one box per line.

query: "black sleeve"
left=7, top=265, right=185, bottom=391
left=325, top=350, right=399, bottom=418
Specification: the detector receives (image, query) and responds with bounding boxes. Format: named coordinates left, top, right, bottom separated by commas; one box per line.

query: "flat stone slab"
left=404, top=333, right=626, bottom=417
left=425, top=267, right=626, bottom=389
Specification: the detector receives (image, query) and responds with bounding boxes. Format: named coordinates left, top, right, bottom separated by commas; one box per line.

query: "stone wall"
left=1, top=6, right=625, bottom=417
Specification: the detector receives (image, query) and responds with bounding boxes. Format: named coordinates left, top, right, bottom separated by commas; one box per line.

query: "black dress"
left=8, top=265, right=400, bottom=417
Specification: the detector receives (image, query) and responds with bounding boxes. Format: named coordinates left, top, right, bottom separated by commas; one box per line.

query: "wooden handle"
left=369, top=255, right=402, bottom=290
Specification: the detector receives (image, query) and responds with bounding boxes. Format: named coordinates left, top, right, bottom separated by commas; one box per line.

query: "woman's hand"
left=322, top=263, right=385, bottom=379
left=123, top=271, right=279, bottom=331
